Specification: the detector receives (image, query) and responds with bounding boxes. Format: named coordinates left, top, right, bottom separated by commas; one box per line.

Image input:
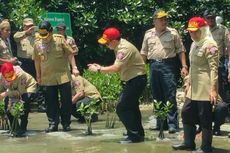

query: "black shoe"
left=63, top=125, right=71, bottom=132
left=120, top=137, right=133, bottom=144
left=120, top=137, right=144, bottom=144
left=192, top=148, right=212, bottom=153
left=213, top=129, right=221, bottom=136
left=45, top=126, right=58, bottom=133
left=15, top=130, right=26, bottom=137
left=172, top=143, right=195, bottom=151
left=168, top=127, right=177, bottom=134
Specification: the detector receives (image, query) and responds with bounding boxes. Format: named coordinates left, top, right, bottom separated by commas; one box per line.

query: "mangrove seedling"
left=77, top=99, right=99, bottom=135
left=153, top=100, right=173, bottom=139
left=105, top=107, right=116, bottom=129
left=9, top=101, right=24, bottom=137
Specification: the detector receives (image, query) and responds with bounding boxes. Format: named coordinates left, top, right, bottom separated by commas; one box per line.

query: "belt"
left=121, top=74, right=146, bottom=85
left=148, top=57, right=176, bottom=63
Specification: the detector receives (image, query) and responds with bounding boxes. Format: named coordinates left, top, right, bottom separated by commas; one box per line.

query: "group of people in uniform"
left=0, top=18, right=101, bottom=136
left=0, top=7, right=229, bottom=153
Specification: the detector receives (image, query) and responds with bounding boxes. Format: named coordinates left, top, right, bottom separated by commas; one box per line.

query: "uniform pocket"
left=54, top=43, right=64, bottom=58
left=162, top=36, right=173, bottom=49
left=147, top=38, right=157, bottom=51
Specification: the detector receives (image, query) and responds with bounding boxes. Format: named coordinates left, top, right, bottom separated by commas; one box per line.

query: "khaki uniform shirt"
left=114, top=38, right=146, bottom=81
left=210, top=25, right=230, bottom=59
left=14, top=31, right=35, bottom=59
left=140, top=27, right=185, bottom=59
left=0, top=66, right=37, bottom=100
left=33, top=34, right=76, bottom=86
left=186, top=40, right=219, bottom=101
left=66, top=36, right=78, bottom=55
left=71, top=75, right=101, bottom=100
left=0, top=38, right=13, bottom=65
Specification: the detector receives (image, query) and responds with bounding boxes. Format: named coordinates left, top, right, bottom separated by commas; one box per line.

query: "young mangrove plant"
left=105, top=106, right=116, bottom=129
left=0, top=101, right=9, bottom=130
left=77, top=99, right=99, bottom=135
left=153, top=100, right=173, bottom=139
left=9, top=101, right=24, bottom=137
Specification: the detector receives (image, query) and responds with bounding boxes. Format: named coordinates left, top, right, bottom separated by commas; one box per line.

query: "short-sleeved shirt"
left=210, top=25, right=230, bottom=58
left=71, top=75, right=101, bottom=100
left=14, top=31, right=35, bottom=59
left=140, top=27, right=185, bottom=59
left=0, top=66, right=37, bottom=100
left=186, top=40, right=219, bottom=101
left=0, top=38, right=13, bottom=65
left=33, top=34, right=76, bottom=86
left=66, top=36, right=78, bottom=55
left=114, top=38, right=146, bottom=81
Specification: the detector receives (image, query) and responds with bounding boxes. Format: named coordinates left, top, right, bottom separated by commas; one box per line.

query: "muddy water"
left=0, top=108, right=230, bottom=153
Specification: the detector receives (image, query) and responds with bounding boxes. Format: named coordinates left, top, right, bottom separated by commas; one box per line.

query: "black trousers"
left=116, top=75, right=147, bottom=141
left=43, top=82, right=72, bottom=127
left=18, top=57, right=36, bottom=79
left=182, top=98, right=213, bottom=130
left=149, top=58, right=178, bottom=129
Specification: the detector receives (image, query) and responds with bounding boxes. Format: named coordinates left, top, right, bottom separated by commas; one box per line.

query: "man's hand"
left=25, top=26, right=36, bottom=35
left=209, top=89, right=218, bottom=105
left=181, top=67, right=188, bottom=78
left=228, top=70, right=230, bottom=83
left=88, top=63, right=101, bottom=72
left=183, top=83, right=190, bottom=98
left=10, top=57, right=18, bottom=64
left=72, top=66, right=79, bottom=76
left=0, top=92, right=7, bottom=100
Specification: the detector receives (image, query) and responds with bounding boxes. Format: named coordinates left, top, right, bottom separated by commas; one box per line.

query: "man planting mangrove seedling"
left=71, top=74, right=102, bottom=123
left=0, top=62, right=37, bottom=137
left=88, top=27, right=147, bottom=144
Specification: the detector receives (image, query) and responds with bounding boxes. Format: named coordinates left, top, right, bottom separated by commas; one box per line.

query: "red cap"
left=187, top=17, right=208, bottom=32
left=98, top=27, right=121, bottom=44
left=1, top=62, right=16, bottom=82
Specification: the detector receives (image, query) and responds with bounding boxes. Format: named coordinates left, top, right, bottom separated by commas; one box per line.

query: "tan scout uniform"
left=210, top=25, right=230, bottom=59
left=0, top=66, right=37, bottom=99
left=66, top=36, right=78, bottom=54
left=14, top=31, right=35, bottom=59
left=114, top=38, right=146, bottom=81
left=0, top=65, right=37, bottom=135
left=0, top=38, right=13, bottom=65
left=186, top=41, right=219, bottom=101
left=33, top=34, right=76, bottom=86
left=140, top=27, right=184, bottom=60
left=71, top=75, right=101, bottom=100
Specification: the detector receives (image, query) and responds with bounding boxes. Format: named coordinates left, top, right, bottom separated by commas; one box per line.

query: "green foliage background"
left=0, top=0, right=229, bottom=105
left=1, top=0, right=230, bottom=70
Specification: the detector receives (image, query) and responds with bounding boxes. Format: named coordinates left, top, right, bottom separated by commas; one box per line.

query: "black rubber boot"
left=172, top=124, right=196, bottom=151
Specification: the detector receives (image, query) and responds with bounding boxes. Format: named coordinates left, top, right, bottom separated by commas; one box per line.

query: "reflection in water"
left=0, top=112, right=229, bottom=153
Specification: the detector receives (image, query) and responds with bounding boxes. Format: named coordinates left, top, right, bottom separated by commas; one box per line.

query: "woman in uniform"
left=172, top=17, right=218, bottom=153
